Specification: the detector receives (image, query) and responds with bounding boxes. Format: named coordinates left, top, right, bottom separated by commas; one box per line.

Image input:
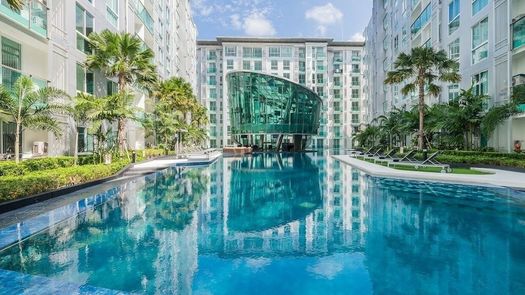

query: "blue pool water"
left=0, top=153, right=525, bottom=294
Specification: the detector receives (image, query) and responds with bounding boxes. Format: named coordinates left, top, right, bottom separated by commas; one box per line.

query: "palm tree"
left=6, top=0, right=24, bottom=11
left=86, top=30, right=157, bottom=154
left=0, top=76, right=68, bottom=163
left=68, top=93, right=98, bottom=165
left=385, top=47, right=461, bottom=150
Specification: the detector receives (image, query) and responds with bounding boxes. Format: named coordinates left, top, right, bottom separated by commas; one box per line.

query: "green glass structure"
left=227, top=71, right=322, bottom=150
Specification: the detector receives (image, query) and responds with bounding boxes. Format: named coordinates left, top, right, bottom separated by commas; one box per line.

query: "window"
left=411, top=4, right=431, bottom=36
left=316, top=87, right=324, bottom=97
left=76, top=63, right=94, bottom=94
left=299, top=74, right=306, bottom=84
left=225, top=46, right=236, bottom=57
left=352, top=101, right=360, bottom=111
left=281, top=47, right=292, bottom=58
left=333, top=101, right=341, bottom=111
left=299, top=61, right=306, bottom=72
left=448, top=38, right=460, bottom=60
left=208, top=75, right=216, bottom=86
left=352, top=114, right=359, bottom=124
left=226, top=59, right=234, bottom=70
left=333, top=114, right=341, bottom=124
left=207, top=63, right=216, bottom=73
left=106, top=80, right=118, bottom=95
left=333, top=76, right=341, bottom=86
left=207, top=51, right=216, bottom=60
left=316, top=60, right=324, bottom=71
left=299, top=48, right=306, bottom=59
left=76, top=4, right=94, bottom=54
left=269, top=47, right=280, bottom=57
left=314, top=47, right=325, bottom=58
left=254, top=61, right=262, bottom=71
left=448, top=84, right=460, bottom=101
left=352, top=64, right=360, bottom=73
left=209, top=101, right=216, bottom=111
left=283, top=73, right=290, bottom=79
left=352, top=89, right=359, bottom=98
left=209, top=88, right=217, bottom=99
left=333, top=89, right=341, bottom=99
left=1, top=37, right=21, bottom=70
left=334, top=51, right=343, bottom=62
left=393, top=35, right=399, bottom=50
left=242, top=47, right=262, bottom=58
left=106, top=0, right=118, bottom=28
left=283, top=60, right=290, bottom=71
left=271, top=60, right=278, bottom=71
left=316, top=74, right=324, bottom=84
left=448, top=0, right=460, bottom=34
left=351, top=50, right=361, bottom=62
left=472, top=71, right=488, bottom=96
left=352, top=77, right=360, bottom=86
left=472, top=0, right=488, bottom=16
left=472, top=18, right=488, bottom=64
left=243, top=60, right=251, bottom=70
left=210, top=115, right=216, bottom=124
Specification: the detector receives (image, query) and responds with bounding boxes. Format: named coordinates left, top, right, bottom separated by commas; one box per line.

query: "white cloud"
left=351, top=32, right=365, bottom=42
left=192, top=0, right=214, bottom=16
left=305, top=3, right=343, bottom=25
left=243, top=12, right=276, bottom=36
left=230, top=14, right=242, bottom=30
left=305, top=3, right=343, bottom=36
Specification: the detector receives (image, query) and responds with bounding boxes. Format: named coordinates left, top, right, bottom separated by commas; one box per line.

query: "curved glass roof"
left=227, top=71, right=322, bottom=136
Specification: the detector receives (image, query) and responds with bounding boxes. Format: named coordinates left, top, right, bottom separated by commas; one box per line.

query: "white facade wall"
left=0, top=0, right=196, bottom=156
left=364, top=0, right=525, bottom=151
left=196, top=38, right=365, bottom=150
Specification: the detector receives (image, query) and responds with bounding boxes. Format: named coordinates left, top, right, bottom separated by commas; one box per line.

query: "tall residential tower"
left=196, top=37, right=366, bottom=150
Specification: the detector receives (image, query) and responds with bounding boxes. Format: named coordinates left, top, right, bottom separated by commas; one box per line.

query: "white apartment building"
left=364, top=0, right=525, bottom=151
left=0, top=0, right=196, bottom=157
left=196, top=37, right=365, bottom=150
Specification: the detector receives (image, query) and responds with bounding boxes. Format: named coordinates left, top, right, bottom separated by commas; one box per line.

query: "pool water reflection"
left=0, top=153, right=524, bottom=294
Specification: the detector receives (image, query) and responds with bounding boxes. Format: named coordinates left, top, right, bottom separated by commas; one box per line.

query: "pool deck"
left=333, top=155, right=525, bottom=190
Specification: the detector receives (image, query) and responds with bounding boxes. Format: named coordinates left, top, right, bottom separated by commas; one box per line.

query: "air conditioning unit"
left=513, top=74, right=525, bottom=86
left=32, top=141, right=48, bottom=155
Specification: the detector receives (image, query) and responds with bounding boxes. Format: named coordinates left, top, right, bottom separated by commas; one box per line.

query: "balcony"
left=1, top=65, right=48, bottom=90
left=512, top=16, right=525, bottom=51
left=0, top=0, right=47, bottom=38
left=130, top=0, right=154, bottom=34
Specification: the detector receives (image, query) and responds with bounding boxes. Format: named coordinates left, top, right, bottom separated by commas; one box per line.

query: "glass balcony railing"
left=1, top=65, right=48, bottom=90
left=130, top=0, right=154, bottom=33
left=518, top=104, right=525, bottom=112
left=0, top=0, right=47, bottom=37
left=512, top=16, right=525, bottom=50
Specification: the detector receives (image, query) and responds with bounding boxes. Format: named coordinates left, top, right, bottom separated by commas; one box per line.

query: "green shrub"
left=0, top=161, right=129, bottom=202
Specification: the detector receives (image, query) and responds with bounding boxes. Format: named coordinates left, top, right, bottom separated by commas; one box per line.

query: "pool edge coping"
left=333, top=155, right=525, bottom=191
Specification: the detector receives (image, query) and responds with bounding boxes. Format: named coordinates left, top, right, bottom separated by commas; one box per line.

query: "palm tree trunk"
left=74, top=128, right=79, bottom=165
left=117, top=74, right=127, bottom=154
left=117, top=117, right=126, bottom=154
left=14, top=122, right=20, bottom=164
left=418, top=78, right=425, bottom=150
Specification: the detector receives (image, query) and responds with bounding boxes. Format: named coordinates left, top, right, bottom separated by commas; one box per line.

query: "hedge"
left=0, top=161, right=129, bottom=202
left=401, top=150, right=525, bottom=169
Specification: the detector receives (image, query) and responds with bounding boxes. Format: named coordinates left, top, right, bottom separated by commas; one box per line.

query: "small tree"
left=385, top=47, right=461, bottom=150
left=87, top=30, right=157, bottom=154
left=68, top=93, right=97, bottom=165
left=0, top=76, right=68, bottom=163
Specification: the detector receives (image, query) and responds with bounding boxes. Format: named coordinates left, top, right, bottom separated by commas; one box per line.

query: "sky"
left=191, top=0, right=373, bottom=41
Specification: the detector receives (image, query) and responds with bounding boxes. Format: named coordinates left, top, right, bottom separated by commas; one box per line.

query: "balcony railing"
left=512, top=16, right=525, bottom=50
left=0, top=0, right=47, bottom=38
left=130, top=0, right=153, bottom=34
left=1, top=65, right=48, bottom=90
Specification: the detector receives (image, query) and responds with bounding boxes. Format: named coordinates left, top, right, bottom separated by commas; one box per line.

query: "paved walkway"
left=124, top=151, right=222, bottom=176
left=333, top=155, right=525, bottom=190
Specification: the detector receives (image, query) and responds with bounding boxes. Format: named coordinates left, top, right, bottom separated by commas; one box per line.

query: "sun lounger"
left=387, top=151, right=451, bottom=172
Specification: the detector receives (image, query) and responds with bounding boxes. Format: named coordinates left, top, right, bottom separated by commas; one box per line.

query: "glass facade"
left=227, top=71, right=322, bottom=140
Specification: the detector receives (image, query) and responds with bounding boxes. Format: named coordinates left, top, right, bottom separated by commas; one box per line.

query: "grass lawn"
left=354, top=156, right=491, bottom=175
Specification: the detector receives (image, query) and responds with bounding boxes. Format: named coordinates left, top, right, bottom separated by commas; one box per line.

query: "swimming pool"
left=0, top=153, right=524, bottom=294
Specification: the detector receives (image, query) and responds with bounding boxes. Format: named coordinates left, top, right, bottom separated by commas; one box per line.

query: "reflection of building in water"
left=364, top=177, right=525, bottom=295
left=198, top=152, right=369, bottom=256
